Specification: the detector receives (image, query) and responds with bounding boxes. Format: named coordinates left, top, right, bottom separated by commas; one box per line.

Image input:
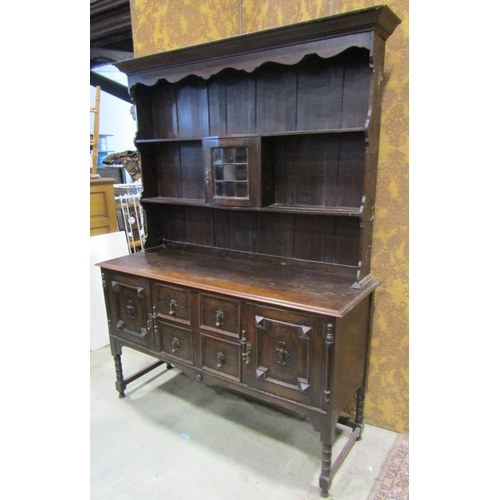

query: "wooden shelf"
left=261, top=127, right=366, bottom=137
left=142, top=197, right=206, bottom=206
left=261, top=204, right=362, bottom=216
left=141, top=197, right=362, bottom=216
left=136, top=137, right=202, bottom=144
left=135, top=128, right=366, bottom=144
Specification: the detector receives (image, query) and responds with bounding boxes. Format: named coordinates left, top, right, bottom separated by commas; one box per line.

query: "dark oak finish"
left=97, top=6, right=400, bottom=497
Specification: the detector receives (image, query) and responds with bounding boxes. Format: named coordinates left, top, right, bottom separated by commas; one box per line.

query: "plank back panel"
left=293, top=215, right=332, bottom=263
left=162, top=206, right=186, bottom=243
left=179, top=141, right=204, bottom=200
left=160, top=206, right=359, bottom=267
left=132, top=84, right=154, bottom=139
left=267, top=133, right=364, bottom=209
left=176, top=77, right=209, bottom=138
left=255, top=212, right=294, bottom=258
left=296, top=55, right=344, bottom=131
left=157, top=143, right=182, bottom=198
left=340, top=49, right=371, bottom=128
left=225, top=72, right=256, bottom=134
left=255, top=64, right=297, bottom=133
left=228, top=211, right=256, bottom=253
left=150, top=81, right=178, bottom=139
left=336, top=134, right=365, bottom=208
left=184, top=206, right=215, bottom=247
left=208, top=77, right=227, bottom=137
left=332, top=216, right=360, bottom=267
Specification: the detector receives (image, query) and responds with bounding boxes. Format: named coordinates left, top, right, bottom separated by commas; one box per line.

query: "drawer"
left=200, top=333, right=241, bottom=382
left=157, top=320, right=194, bottom=364
left=154, top=283, right=191, bottom=325
left=199, top=294, right=240, bottom=337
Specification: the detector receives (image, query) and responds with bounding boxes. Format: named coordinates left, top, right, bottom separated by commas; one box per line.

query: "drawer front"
left=106, top=273, right=153, bottom=349
left=154, top=283, right=191, bottom=325
left=200, top=333, right=241, bottom=382
left=199, top=294, right=240, bottom=338
left=157, top=320, right=194, bottom=364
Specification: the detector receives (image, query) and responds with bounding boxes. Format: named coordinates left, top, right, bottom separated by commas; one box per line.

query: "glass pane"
left=213, top=148, right=223, bottom=164
left=235, top=164, right=248, bottom=181
left=215, top=164, right=223, bottom=181
left=223, top=164, right=235, bottom=181
left=236, top=182, right=248, bottom=198
left=234, top=147, right=247, bottom=163
left=211, top=145, right=251, bottom=200
left=222, top=148, right=234, bottom=163
left=224, top=181, right=236, bottom=197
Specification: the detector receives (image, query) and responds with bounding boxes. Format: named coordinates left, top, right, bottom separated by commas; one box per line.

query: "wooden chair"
left=90, top=86, right=101, bottom=176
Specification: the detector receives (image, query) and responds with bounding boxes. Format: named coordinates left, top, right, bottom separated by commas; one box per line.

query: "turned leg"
left=355, top=386, right=365, bottom=440
left=314, top=407, right=362, bottom=497
left=113, top=353, right=126, bottom=398
left=319, top=443, right=333, bottom=498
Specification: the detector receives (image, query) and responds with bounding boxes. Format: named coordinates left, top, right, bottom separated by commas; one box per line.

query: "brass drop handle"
left=215, top=309, right=224, bottom=327
left=168, top=299, right=178, bottom=316
left=243, top=342, right=251, bottom=364
left=126, top=299, right=136, bottom=319
left=205, top=170, right=211, bottom=188
left=241, top=330, right=251, bottom=364
left=216, top=352, right=225, bottom=368
left=171, top=337, right=180, bottom=353
left=276, top=341, right=289, bottom=366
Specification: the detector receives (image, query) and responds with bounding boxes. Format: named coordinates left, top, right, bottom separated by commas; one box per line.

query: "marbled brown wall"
left=129, top=0, right=409, bottom=434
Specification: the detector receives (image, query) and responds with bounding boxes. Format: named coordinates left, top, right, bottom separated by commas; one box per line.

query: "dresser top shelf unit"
left=109, top=4, right=400, bottom=290
left=98, top=245, right=379, bottom=317
left=115, top=5, right=400, bottom=85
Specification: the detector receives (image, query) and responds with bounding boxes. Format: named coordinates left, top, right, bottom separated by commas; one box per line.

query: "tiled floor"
left=90, top=346, right=401, bottom=500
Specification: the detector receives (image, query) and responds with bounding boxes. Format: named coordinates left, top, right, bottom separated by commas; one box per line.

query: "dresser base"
left=110, top=337, right=367, bottom=497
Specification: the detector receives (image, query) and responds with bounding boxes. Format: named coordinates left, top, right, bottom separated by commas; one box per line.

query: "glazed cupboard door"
left=104, top=273, right=155, bottom=350
left=203, top=136, right=263, bottom=207
left=242, top=303, right=326, bottom=407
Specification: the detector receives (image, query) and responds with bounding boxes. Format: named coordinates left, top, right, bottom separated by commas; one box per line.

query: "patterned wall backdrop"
left=130, top=0, right=409, bottom=434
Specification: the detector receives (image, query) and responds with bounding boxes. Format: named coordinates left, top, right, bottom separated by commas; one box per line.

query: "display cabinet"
left=97, top=5, right=401, bottom=496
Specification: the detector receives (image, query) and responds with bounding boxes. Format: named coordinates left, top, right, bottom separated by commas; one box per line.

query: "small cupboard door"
left=242, top=304, right=325, bottom=407
left=203, top=136, right=261, bottom=207
left=105, top=273, right=154, bottom=349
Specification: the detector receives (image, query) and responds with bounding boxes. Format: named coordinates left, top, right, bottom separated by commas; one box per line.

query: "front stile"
left=323, top=323, right=335, bottom=405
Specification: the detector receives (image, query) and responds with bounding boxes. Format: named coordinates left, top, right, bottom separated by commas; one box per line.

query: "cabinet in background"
left=90, top=177, right=118, bottom=236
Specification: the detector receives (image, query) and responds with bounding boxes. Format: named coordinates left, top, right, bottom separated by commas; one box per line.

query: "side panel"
left=331, top=294, right=372, bottom=413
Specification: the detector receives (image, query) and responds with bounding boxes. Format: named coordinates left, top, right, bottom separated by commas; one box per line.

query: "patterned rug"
left=368, top=434, right=409, bottom=500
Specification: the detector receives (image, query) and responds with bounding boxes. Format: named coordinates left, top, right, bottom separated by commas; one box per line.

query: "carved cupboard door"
left=105, top=273, right=154, bottom=350
left=242, top=304, right=325, bottom=407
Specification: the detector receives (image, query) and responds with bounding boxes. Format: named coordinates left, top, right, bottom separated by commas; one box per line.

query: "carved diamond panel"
left=255, top=315, right=311, bottom=393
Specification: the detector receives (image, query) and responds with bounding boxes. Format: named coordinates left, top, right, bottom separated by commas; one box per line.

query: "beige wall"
left=130, top=0, right=409, bottom=434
